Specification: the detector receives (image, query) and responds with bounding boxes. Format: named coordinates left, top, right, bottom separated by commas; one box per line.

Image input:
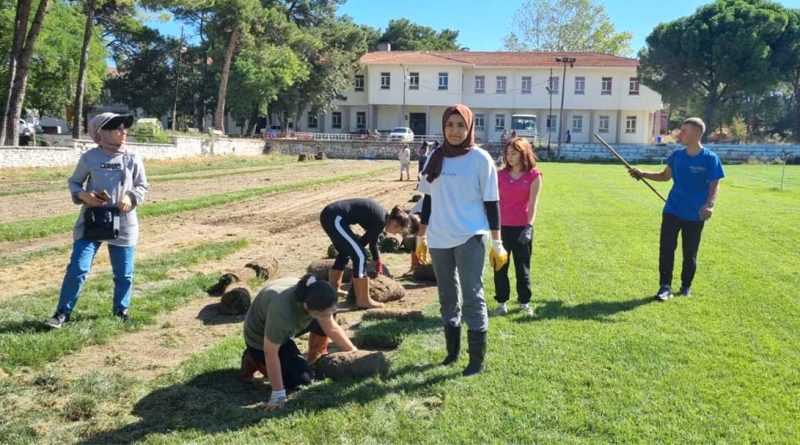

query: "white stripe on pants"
left=334, top=215, right=366, bottom=278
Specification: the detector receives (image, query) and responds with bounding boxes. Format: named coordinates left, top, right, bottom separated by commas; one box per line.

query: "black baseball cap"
left=99, top=113, right=134, bottom=130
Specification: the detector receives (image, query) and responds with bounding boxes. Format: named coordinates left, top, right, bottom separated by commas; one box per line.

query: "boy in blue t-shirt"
left=629, top=118, right=725, bottom=301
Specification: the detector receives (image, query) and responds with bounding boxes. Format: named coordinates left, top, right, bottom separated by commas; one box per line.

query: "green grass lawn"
left=0, top=163, right=798, bottom=444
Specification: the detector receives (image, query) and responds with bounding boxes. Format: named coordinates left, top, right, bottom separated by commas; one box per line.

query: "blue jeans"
left=56, top=239, right=136, bottom=316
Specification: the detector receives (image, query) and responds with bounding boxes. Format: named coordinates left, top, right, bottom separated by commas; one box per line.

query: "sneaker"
left=490, top=303, right=508, bottom=317
left=43, top=312, right=69, bottom=329
left=115, top=312, right=135, bottom=327
left=655, top=285, right=673, bottom=302
left=678, top=287, right=692, bottom=297
left=520, top=303, right=535, bottom=317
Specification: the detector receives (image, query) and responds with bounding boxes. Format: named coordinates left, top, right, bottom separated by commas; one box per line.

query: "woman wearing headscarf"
left=416, top=104, right=508, bottom=376
left=44, top=113, right=149, bottom=328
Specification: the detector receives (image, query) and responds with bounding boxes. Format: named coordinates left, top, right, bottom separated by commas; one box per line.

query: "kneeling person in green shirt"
left=241, top=275, right=357, bottom=412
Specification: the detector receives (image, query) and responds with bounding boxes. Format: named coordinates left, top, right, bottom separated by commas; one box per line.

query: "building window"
left=474, top=75, right=485, bottom=94
left=380, top=72, right=390, bottom=90
left=495, top=113, right=506, bottom=131
left=331, top=112, right=342, bottom=129
left=575, top=76, right=585, bottom=95
left=354, top=75, right=364, bottom=92
left=356, top=112, right=366, bottom=129
left=438, top=72, right=449, bottom=90
left=572, top=115, right=583, bottom=133
left=307, top=113, right=318, bottom=129
left=496, top=76, right=507, bottom=94
left=521, top=76, right=531, bottom=94
left=546, top=115, right=558, bottom=132
left=601, top=77, right=612, bottom=95
left=475, top=113, right=485, bottom=131
left=409, top=72, right=419, bottom=90
left=629, top=77, right=640, bottom=95
left=626, top=116, right=637, bottom=134
left=549, top=76, right=559, bottom=94
left=598, top=115, right=610, bottom=133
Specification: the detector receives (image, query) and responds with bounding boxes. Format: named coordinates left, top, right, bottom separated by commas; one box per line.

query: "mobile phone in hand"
left=98, top=190, right=112, bottom=202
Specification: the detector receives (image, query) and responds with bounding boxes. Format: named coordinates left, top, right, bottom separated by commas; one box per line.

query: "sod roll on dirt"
left=312, top=350, right=388, bottom=380
left=327, top=244, right=338, bottom=259
left=362, top=309, right=424, bottom=321
left=206, top=268, right=258, bottom=296
left=346, top=275, right=405, bottom=303
left=412, top=263, right=436, bottom=283
left=401, top=235, right=416, bottom=252
left=219, top=287, right=252, bottom=315
left=244, top=256, right=279, bottom=280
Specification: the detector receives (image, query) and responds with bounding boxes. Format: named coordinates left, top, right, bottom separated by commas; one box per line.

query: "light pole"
left=555, top=56, right=575, bottom=159
left=545, top=67, right=553, bottom=151
left=401, top=65, right=407, bottom=129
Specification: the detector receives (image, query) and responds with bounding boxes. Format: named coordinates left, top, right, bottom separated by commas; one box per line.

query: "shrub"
left=129, top=119, right=171, bottom=144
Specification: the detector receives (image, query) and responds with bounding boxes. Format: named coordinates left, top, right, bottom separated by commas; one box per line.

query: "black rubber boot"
left=462, top=330, right=487, bottom=376
left=441, top=323, right=461, bottom=366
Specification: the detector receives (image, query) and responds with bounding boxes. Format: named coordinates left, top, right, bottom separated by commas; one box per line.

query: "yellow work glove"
left=415, top=235, right=429, bottom=264
left=489, top=240, right=508, bottom=272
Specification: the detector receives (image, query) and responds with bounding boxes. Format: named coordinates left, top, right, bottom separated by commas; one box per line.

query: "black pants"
left=247, top=340, right=312, bottom=391
left=493, top=225, right=533, bottom=304
left=659, top=212, right=705, bottom=289
left=320, top=208, right=367, bottom=278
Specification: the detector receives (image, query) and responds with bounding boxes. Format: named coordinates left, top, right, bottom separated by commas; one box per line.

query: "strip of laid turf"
left=0, top=165, right=392, bottom=242
left=0, top=238, right=247, bottom=370
left=0, top=245, right=71, bottom=269
left=0, top=154, right=294, bottom=185
left=33, top=163, right=796, bottom=445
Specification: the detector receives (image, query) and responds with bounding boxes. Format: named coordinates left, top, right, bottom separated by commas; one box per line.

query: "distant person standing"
left=629, top=118, right=725, bottom=301
left=418, top=141, right=429, bottom=180
left=565, top=130, right=571, bottom=144
left=399, top=144, right=412, bottom=181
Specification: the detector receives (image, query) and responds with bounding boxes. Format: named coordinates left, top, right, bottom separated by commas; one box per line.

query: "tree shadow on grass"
left=80, top=363, right=458, bottom=444
left=353, top=315, right=441, bottom=349
left=0, top=313, right=104, bottom=334
left=520, top=296, right=655, bottom=323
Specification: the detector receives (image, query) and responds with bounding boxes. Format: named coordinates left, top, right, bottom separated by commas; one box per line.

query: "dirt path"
left=0, top=161, right=414, bottom=298
left=52, top=173, right=434, bottom=382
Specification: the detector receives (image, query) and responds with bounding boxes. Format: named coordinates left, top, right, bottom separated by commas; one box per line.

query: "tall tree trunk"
left=3, top=0, right=50, bottom=146
left=72, top=0, right=96, bottom=139
left=701, top=88, right=719, bottom=144
left=793, top=75, right=800, bottom=144
left=0, top=0, right=33, bottom=145
left=214, top=26, right=240, bottom=135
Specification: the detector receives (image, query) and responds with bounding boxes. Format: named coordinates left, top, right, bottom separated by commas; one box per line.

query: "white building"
left=299, top=49, right=663, bottom=145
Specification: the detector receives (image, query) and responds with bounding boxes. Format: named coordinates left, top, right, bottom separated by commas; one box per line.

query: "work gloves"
left=376, top=259, right=384, bottom=275
left=415, top=235, right=429, bottom=264
left=517, top=225, right=533, bottom=244
left=265, top=389, right=286, bottom=412
left=489, top=240, right=508, bottom=272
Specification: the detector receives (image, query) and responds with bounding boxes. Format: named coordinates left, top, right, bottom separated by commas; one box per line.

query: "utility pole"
left=401, top=65, right=406, bottom=128
left=555, top=56, right=575, bottom=159
left=172, top=26, right=185, bottom=132
left=546, top=67, right=553, bottom=151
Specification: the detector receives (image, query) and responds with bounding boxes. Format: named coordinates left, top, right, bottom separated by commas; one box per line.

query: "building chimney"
left=377, top=40, right=391, bottom=52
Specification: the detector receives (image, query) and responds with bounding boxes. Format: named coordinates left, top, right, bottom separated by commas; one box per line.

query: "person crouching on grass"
left=240, top=275, right=358, bottom=412
left=320, top=198, right=418, bottom=309
left=416, top=104, right=508, bottom=376
left=491, top=137, right=542, bottom=317
left=629, top=117, right=725, bottom=301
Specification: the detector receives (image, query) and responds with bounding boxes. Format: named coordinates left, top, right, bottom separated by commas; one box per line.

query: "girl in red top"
left=492, top=137, right=542, bottom=317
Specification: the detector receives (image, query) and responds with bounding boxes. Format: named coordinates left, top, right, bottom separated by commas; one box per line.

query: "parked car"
left=18, top=119, right=35, bottom=137
left=388, top=127, right=414, bottom=142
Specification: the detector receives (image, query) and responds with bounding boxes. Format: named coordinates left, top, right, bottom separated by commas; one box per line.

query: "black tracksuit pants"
left=659, top=212, right=705, bottom=289
left=493, top=225, right=533, bottom=304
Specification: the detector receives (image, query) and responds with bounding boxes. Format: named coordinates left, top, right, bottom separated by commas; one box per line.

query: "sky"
left=151, top=0, right=800, bottom=56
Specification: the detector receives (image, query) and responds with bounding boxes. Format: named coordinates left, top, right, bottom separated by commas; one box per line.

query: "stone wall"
left=0, top=136, right=268, bottom=168
left=4, top=136, right=798, bottom=168
left=268, top=139, right=800, bottom=164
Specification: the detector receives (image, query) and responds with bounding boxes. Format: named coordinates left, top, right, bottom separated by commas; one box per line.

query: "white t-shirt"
left=418, top=147, right=499, bottom=249
left=399, top=147, right=411, bottom=164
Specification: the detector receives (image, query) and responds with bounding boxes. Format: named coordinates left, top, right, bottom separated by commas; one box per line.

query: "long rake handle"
left=594, top=133, right=667, bottom=203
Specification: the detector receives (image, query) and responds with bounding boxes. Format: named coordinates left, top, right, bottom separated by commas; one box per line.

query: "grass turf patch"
left=0, top=165, right=392, bottom=242
left=0, top=239, right=247, bottom=370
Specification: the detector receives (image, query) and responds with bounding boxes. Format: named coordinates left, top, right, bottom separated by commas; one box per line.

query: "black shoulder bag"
left=83, top=159, right=125, bottom=241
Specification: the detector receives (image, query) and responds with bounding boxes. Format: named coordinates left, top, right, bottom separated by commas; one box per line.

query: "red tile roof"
left=361, top=51, right=639, bottom=68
